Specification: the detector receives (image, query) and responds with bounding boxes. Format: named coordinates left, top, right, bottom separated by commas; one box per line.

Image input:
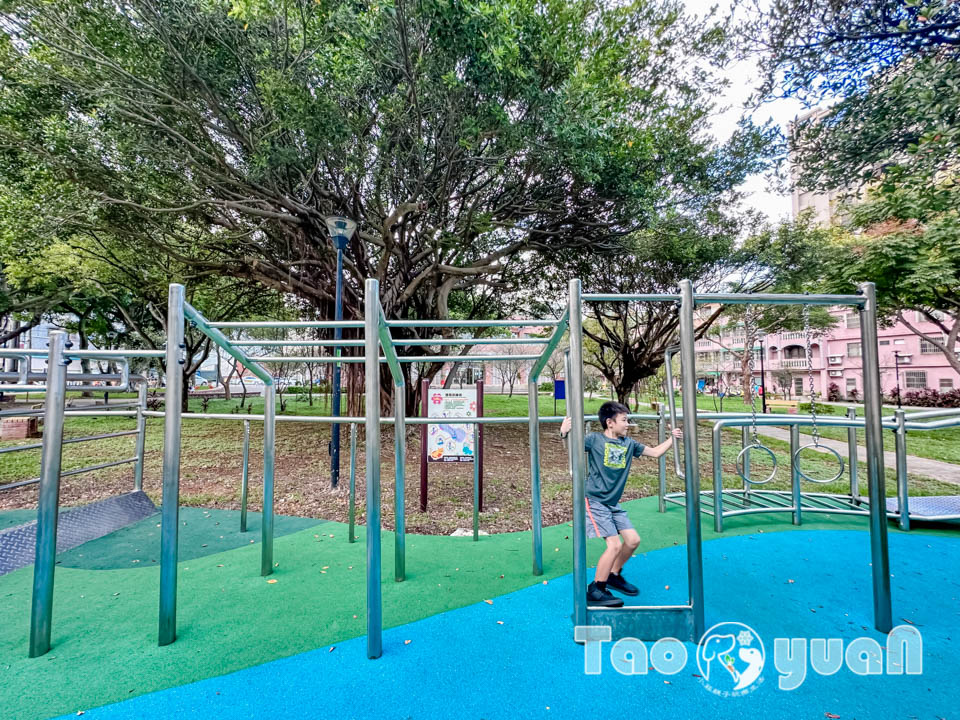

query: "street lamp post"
left=325, top=216, right=357, bottom=489
left=893, top=350, right=902, bottom=409
left=758, top=332, right=767, bottom=414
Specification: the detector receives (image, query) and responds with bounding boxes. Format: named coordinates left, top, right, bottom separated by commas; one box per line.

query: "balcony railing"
left=779, top=359, right=809, bottom=369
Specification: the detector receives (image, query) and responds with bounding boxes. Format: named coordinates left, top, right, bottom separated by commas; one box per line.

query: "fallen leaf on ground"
left=329, top=646, right=335, bottom=653
left=484, top=599, right=493, bottom=605
left=267, top=579, right=278, bottom=584
left=497, top=621, right=504, bottom=625
left=404, top=640, right=411, bottom=645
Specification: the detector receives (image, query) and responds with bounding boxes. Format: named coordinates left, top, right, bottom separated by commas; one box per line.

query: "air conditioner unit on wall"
left=829, top=370, right=842, bottom=377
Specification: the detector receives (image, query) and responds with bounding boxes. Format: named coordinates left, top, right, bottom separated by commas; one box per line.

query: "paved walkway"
left=752, top=426, right=960, bottom=486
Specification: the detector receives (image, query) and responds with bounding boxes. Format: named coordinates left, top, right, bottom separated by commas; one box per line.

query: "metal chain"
left=746, top=307, right=759, bottom=446
left=803, top=304, right=819, bottom=445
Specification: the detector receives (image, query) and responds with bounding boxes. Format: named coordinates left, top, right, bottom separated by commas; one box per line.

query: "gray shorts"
left=585, top=497, right=634, bottom=538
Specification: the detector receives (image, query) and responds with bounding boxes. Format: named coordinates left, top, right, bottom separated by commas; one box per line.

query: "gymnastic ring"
left=735, top=443, right=778, bottom=485
left=793, top=442, right=846, bottom=484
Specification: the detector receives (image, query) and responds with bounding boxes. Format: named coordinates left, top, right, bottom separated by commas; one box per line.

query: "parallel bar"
left=240, top=420, right=250, bottom=533
left=693, top=293, right=866, bottom=307
left=28, top=331, right=68, bottom=658
left=582, top=293, right=679, bottom=302
left=568, top=279, right=588, bottom=631
left=387, top=319, right=557, bottom=328
left=133, top=382, right=147, bottom=492
left=159, top=284, right=185, bottom=647
left=0, top=430, right=139, bottom=456
left=396, top=337, right=549, bottom=346
left=678, top=280, right=705, bottom=640
left=183, top=304, right=272, bottom=386
left=365, top=279, right=383, bottom=659
left=859, top=281, right=893, bottom=632
left=209, top=321, right=363, bottom=329
left=232, top=339, right=366, bottom=347
left=396, top=355, right=542, bottom=363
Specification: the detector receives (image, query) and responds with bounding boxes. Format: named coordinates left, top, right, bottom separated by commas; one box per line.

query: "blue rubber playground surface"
left=56, top=529, right=960, bottom=719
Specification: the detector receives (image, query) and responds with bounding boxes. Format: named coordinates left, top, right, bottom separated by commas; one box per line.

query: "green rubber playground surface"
left=0, top=497, right=955, bottom=719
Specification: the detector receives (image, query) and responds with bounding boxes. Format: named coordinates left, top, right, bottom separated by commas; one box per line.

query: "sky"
left=683, top=0, right=809, bottom=223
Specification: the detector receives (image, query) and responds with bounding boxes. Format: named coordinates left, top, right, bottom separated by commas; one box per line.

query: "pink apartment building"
left=695, top=308, right=959, bottom=400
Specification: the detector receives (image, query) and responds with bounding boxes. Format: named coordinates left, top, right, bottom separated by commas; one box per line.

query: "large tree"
left=743, top=0, right=960, bottom=373
left=0, top=0, right=772, bottom=397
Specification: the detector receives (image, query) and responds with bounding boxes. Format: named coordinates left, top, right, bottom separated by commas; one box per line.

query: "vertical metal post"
left=563, top=350, right=573, bottom=477
left=240, top=419, right=250, bottom=533
left=473, top=421, right=480, bottom=542
left=261, top=383, right=276, bottom=576
left=419, top=378, right=429, bottom=511
left=331, top=244, right=344, bottom=489
left=859, top=281, right=893, bottom=632
left=656, top=404, right=666, bottom=513
left=159, top=284, right=185, bottom=647
left=568, top=280, right=587, bottom=630
left=895, top=409, right=909, bottom=531
left=712, top=424, right=724, bottom=533
left=133, top=381, right=147, bottom=492
left=741, top=426, right=751, bottom=498
left=527, top=375, right=544, bottom=573
left=394, top=381, right=406, bottom=581
left=477, top=381, right=484, bottom=511
left=678, top=280, right=705, bottom=639
left=28, top=330, right=68, bottom=658
left=365, top=278, right=383, bottom=659
left=847, top=406, right=859, bottom=502
left=790, top=424, right=802, bottom=526
left=349, top=422, right=357, bottom=543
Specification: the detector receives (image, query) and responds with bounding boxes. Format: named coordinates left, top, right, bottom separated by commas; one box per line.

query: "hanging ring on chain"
left=735, top=443, right=778, bottom=485
left=793, top=442, right=845, bottom=484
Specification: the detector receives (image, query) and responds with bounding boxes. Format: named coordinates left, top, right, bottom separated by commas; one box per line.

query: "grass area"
left=1, top=392, right=957, bottom=527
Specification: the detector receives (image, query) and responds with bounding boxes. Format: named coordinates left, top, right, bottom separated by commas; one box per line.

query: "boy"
left=560, top=402, right=682, bottom=607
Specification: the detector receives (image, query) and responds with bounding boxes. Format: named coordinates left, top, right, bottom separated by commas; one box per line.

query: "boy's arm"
left=641, top=428, right=683, bottom=458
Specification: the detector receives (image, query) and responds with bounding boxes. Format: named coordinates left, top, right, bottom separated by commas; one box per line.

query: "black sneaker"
left=606, top=572, right=638, bottom=596
left=587, top=581, right=624, bottom=608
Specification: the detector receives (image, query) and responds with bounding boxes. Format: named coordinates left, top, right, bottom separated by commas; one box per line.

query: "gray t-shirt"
left=584, top=432, right=646, bottom=506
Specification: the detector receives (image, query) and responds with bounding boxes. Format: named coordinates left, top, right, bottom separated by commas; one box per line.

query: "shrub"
left=798, top=402, right=835, bottom=415
left=827, top=382, right=842, bottom=402
left=902, top=388, right=960, bottom=408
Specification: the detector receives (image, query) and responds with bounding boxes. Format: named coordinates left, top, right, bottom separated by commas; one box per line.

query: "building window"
left=941, top=378, right=954, bottom=391
left=894, top=339, right=905, bottom=345
left=847, top=342, right=861, bottom=358
left=920, top=335, right=945, bottom=354
left=905, top=371, right=927, bottom=390
left=845, top=314, right=860, bottom=329
left=784, top=346, right=805, bottom=360
left=846, top=378, right=857, bottom=392
left=794, top=377, right=804, bottom=395
left=879, top=340, right=890, bottom=346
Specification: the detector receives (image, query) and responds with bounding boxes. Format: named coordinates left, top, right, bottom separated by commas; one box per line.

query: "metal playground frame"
left=7, top=276, right=959, bottom=662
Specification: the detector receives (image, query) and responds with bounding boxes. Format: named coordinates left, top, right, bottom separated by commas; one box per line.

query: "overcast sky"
left=683, top=0, right=808, bottom=223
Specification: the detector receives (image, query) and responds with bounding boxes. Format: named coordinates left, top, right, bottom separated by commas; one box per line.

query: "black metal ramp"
left=0, top=490, right=157, bottom=575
